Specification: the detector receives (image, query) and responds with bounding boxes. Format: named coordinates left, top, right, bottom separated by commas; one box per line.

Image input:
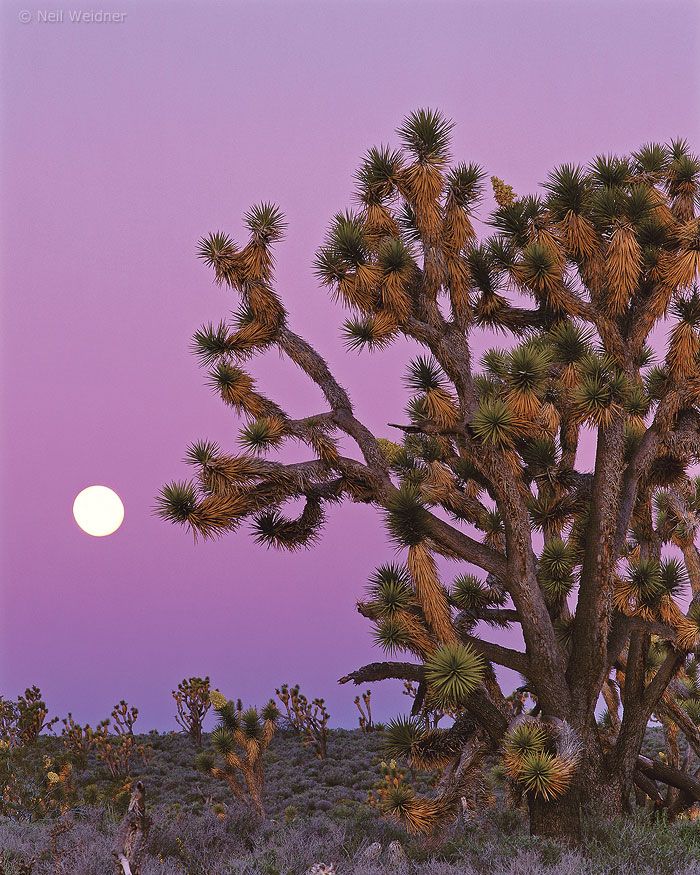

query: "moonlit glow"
left=72, top=485, right=124, bottom=537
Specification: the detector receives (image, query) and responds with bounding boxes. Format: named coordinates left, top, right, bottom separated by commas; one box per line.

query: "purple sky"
left=1, top=0, right=699, bottom=730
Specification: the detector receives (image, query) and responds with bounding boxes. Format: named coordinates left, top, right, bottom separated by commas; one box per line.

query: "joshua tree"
left=355, top=689, right=374, bottom=732
left=0, top=687, right=57, bottom=749
left=276, top=683, right=330, bottom=758
left=158, top=109, right=700, bottom=842
left=173, top=676, right=212, bottom=746
left=92, top=701, right=150, bottom=781
left=195, top=692, right=279, bottom=817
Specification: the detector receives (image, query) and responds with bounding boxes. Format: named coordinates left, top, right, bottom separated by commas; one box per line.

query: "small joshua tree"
left=355, top=690, right=374, bottom=732
left=0, top=687, right=57, bottom=749
left=60, top=713, right=96, bottom=769
left=276, top=683, right=330, bottom=758
left=173, top=676, right=212, bottom=746
left=196, top=691, right=279, bottom=817
left=92, top=701, right=150, bottom=781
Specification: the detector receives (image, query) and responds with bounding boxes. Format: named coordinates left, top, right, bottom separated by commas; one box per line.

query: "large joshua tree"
left=158, top=110, right=700, bottom=842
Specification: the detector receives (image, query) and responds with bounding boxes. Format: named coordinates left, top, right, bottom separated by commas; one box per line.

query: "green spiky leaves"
left=397, top=108, right=453, bottom=165
left=405, top=356, right=447, bottom=393
left=590, top=154, right=631, bottom=189
left=502, top=720, right=578, bottom=801
left=252, top=499, right=323, bottom=551
left=210, top=726, right=236, bottom=756
left=544, top=164, right=592, bottom=219
left=244, top=203, right=287, bottom=244
left=373, top=618, right=412, bottom=654
left=385, top=485, right=431, bottom=547
left=471, top=398, right=522, bottom=448
left=197, top=231, right=237, bottom=273
left=342, top=316, right=397, bottom=352
left=239, top=417, right=287, bottom=454
left=424, top=642, right=485, bottom=707
left=538, top=538, right=577, bottom=601
left=260, top=700, right=280, bottom=723
left=356, top=145, right=403, bottom=203
left=547, top=322, right=594, bottom=366
left=367, top=564, right=414, bottom=616
left=192, top=321, right=236, bottom=366
left=451, top=575, right=493, bottom=611
left=503, top=722, right=548, bottom=775
left=383, top=716, right=424, bottom=762
left=632, top=143, right=670, bottom=177
left=445, top=163, right=485, bottom=208
left=571, top=355, right=627, bottom=427
left=330, top=211, right=368, bottom=265
left=155, top=481, right=198, bottom=524
left=517, top=752, right=573, bottom=802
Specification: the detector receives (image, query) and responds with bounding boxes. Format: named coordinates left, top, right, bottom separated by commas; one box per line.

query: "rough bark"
left=115, top=781, right=148, bottom=875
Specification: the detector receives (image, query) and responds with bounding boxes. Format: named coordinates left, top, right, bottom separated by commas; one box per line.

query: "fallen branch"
left=114, top=781, right=149, bottom=875
left=636, top=756, right=700, bottom=801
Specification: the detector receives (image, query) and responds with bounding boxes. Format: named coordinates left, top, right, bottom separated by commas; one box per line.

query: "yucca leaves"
left=192, top=321, right=236, bottom=366
left=210, top=726, right=236, bottom=756
left=538, top=538, right=577, bottom=600
left=396, top=108, right=453, bottom=165
left=244, top=203, right=286, bottom=243
left=260, top=700, right=280, bottom=723
left=547, top=321, right=595, bottom=366
left=445, top=162, right=485, bottom=208
left=517, top=751, right=573, bottom=801
left=590, top=154, right=632, bottom=189
left=481, top=348, right=510, bottom=378
left=343, top=314, right=397, bottom=351
left=405, top=356, right=447, bottom=393
left=155, top=481, right=198, bottom=524
left=367, top=564, right=414, bottom=615
left=659, top=557, right=689, bottom=599
left=373, top=617, right=413, bottom=654
left=614, top=558, right=665, bottom=618
left=383, top=716, right=425, bottom=761
left=380, top=783, right=444, bottom=834
left=356, top=145, right=403, bottom=202
left=331, top=211, right=369, bottom=265
left=503, top=720, right=579, bottom=800
left=451, top=574, right=492, bottom=611
left=503, top=721, right=548, bottom=777
left=385, top=484, right=431, bottom=547
left=645, top=365, right=669, bottom=401
left=424, top=642, right=485, bottom=707
left=632, top=143, right=669, bottom=177
left=471, top=398, right=523, bottom=447
left=197, top=231, right=238, bottom=283
left=676, top=602, right=700, bottom=651
left=239, top=417, right=287, bottom=454
left=571, top=365, right=626, bottom=427
left=252, top=501, right=323, bottom=551
left=544, top=164, right=592, bottom=219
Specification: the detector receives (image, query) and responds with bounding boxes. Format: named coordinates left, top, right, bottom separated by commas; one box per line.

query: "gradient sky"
left=1, top=0, right=699, bottom=730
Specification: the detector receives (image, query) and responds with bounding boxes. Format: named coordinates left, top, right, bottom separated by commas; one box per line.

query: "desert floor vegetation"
left=2, top=725, right=700, bottom=875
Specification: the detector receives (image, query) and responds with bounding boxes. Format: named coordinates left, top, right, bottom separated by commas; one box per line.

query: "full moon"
left=73, top=485, right=124, bottom=537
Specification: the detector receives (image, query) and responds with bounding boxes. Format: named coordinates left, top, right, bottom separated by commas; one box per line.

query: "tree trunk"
left=528, top=759, right=626, bottom=844
left=528, top=788, right=582, bottom=845
left=115, top=781, right=148, bottom=875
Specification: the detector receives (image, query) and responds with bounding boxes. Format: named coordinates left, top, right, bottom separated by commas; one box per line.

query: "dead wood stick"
left=114, top=780, right=149, bottom=875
